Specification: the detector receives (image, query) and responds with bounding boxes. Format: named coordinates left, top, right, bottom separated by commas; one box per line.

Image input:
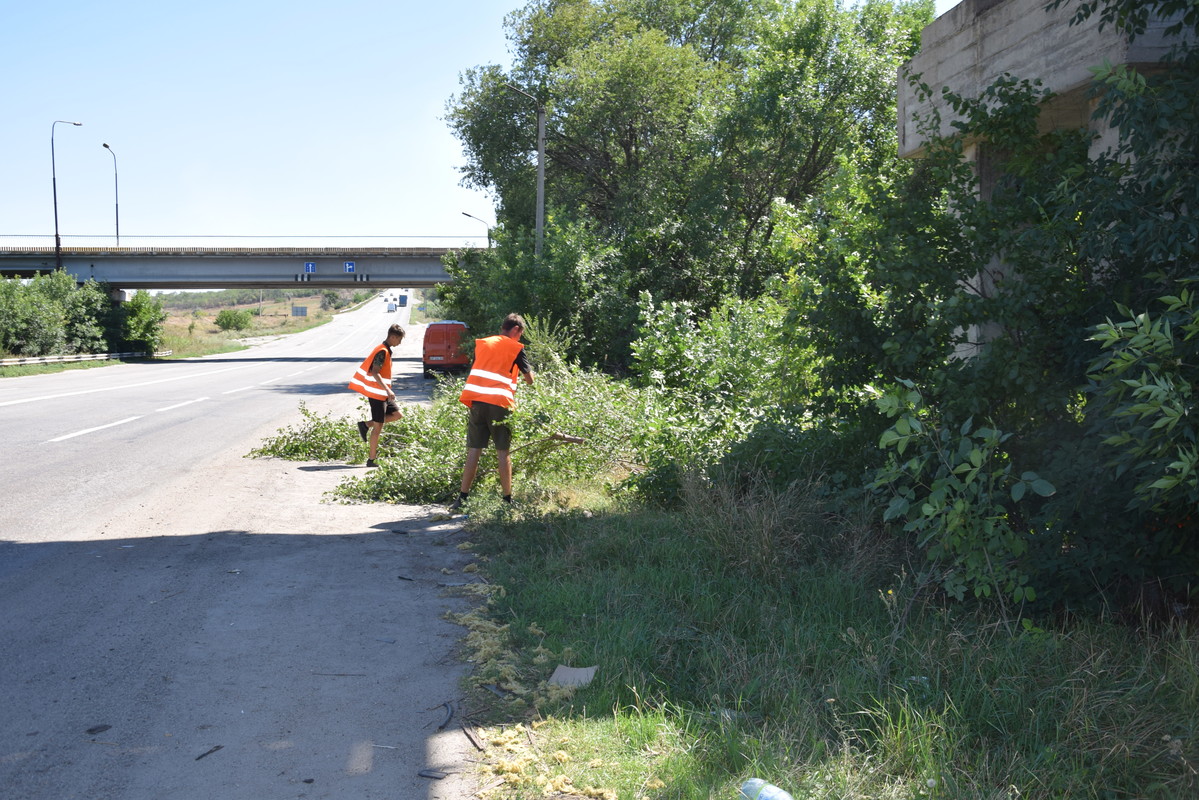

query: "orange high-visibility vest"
left=459, top=335, right=524, bottom=409
left=348, top=342, right=392, bottom=400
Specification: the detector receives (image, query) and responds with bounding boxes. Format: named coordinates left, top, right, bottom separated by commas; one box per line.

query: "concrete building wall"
left=898, top=0, right=1181, bottom=158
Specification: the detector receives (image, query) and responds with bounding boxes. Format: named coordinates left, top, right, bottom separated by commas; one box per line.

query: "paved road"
left=0, top=296, right=426, bottom=544
left=0, top=298, right=480, bottom=799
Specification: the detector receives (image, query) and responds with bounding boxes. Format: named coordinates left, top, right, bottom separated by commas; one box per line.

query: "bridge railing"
left=0, top=234, right=488, bottom=250
left=0, top=350, right=172, bottom=366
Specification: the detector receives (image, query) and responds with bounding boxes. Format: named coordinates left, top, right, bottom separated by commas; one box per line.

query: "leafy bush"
left=1088, top=289, right=1199, bottom=512
left=118, top=290, right=166, bottom=353
left=0, top=272, right=120, bottom=357
left=625, top=290, right=818, bottom=503
left=215, top=308, right=253, bottom=331
left=1081, top=288, right=1199, bottom=593
left=872, top=381, right=1055, bottom=603
left=248, top=402, right=364, bottom=462
left=717, top=415, right=883, bottom=507
left=253, top=323, right=653, bottom=506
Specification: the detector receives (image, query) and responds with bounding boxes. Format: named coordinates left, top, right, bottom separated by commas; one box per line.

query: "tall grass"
left=454, top=471, right=1199, bottom=799
left=245, top=334, right=1199, bottom=798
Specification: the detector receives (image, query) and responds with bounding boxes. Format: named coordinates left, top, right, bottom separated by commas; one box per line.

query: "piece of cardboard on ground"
left=548, top=665, right=597, bottom=687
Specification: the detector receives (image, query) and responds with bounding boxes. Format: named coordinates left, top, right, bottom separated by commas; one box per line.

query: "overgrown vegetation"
left=434, top=0, right=1199, bottom=610
left=447, top=483, right=1198, bottom=799
left=249, top=0, right=1199, bottom=796
left=0, top=270, right=166, bottom=358
left=250, top=319, right=1198, bottom=797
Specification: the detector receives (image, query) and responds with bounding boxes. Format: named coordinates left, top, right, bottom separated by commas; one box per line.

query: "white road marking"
left=156, top=397, right=210, bottom=412
left=0, top=362, right=263, bottom=408
left=7, top=307, right=392, bottom=412
left=48, top=416, right=144, bottom=442
left=222, top=386, right=255, bottom=395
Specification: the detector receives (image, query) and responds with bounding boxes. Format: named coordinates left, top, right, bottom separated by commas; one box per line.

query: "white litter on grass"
left=547, top=665, right=597, bottom=687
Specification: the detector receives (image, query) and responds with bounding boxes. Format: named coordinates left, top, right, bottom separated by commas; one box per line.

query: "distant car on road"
left=422, top=320, right=469, bottom=378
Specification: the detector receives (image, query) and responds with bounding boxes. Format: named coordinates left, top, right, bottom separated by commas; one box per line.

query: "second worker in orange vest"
left=348, top=323, right=405, bottom=467
left=450, top=313, right=535, bottom=510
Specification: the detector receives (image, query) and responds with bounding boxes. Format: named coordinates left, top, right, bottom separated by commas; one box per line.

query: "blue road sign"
left=304, top=262, right=316, bottom=273
left=344, top=261, right=356, bottom=273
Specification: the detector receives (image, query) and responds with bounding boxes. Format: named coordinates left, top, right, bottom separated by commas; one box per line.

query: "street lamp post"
left=504, top=84, right=545, bottom=258
left=462, top=212, right=492, bottom=248
left=103, top=143, right=119, bottom=246
left=51, top=120, right=83, bottom=269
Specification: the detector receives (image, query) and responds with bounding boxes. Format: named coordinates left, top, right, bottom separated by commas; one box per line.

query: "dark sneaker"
left=357, top=421, right=369, bottom=442
left=448, top=495, right=466, bottom=512
left=366, top=459, right=377, bottom=468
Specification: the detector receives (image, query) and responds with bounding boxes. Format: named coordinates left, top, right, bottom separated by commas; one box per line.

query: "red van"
left=422, top=320, right=470, bottom=378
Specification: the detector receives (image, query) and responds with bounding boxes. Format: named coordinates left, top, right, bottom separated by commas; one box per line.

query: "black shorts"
left=368, top=397, right=399, bottom=423
left=467, top=401, right=512, bottom=450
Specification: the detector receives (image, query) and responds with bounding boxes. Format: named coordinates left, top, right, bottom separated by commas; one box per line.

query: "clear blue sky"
left=3, top=0, right=960, bottom=248
left=3, top=0, right=512, bottom=247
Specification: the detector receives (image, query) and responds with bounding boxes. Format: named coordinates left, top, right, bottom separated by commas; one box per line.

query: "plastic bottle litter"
left=740, top=778, right=795, bottom=800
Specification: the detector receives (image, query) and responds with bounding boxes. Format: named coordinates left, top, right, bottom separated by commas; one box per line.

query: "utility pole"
left=504, top=84, right=545, bottom=257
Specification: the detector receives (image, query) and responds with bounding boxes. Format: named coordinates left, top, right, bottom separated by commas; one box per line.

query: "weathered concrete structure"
left=899, top=0, right=1183, bottom=159
left=897, top=0, right=1191, bottom=356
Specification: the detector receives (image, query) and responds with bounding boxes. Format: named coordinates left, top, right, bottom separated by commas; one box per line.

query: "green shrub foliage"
left=0, top=272, right=147, bottom=357
left=808, top=0, right=1199, bottom=605
left=255, top=1, right=1199, bottom=610
left=253, top=321, right=653, bottom=506
left=214, top=308, right=253, bottom=332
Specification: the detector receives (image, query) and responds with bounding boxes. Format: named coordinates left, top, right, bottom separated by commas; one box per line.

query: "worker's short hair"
left=501, top=314, right=526, bottom=333
left=387, top=323, right=405, bottom=342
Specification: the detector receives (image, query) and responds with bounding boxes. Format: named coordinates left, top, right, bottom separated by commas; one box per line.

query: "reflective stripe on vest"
left=459, top=335, right=523, bottom=409
left=348, top=343, right=392, bottom=400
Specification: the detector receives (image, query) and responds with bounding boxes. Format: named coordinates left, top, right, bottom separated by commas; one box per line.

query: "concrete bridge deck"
left=0, top=245, right=471, bottom=289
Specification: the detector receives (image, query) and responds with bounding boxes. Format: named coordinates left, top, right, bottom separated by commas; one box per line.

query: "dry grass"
left=161, top=294, right=333, bottom=357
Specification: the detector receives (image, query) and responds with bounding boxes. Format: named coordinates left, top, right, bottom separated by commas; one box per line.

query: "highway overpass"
left=0, top=244, right=474, bottom=289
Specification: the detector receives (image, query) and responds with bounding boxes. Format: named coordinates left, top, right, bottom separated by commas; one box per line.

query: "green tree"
left=120, top=291, right=167, bottom=353
left=445, top=0, right=932, bottom=367
left=0, top=272, right=118, bottom=357
left=64, top=280, right=114, bottom=354
left=0, top=286, right=65, bottom=356
left=441, top=215, right=634, bottom=369
left=0, top=273, right=72, bottom=356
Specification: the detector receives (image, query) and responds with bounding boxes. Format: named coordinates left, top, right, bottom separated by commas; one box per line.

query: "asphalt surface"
left=0, top=298, right=482, bottom=799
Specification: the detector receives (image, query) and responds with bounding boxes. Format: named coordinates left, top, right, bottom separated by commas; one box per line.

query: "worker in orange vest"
left=450, top=313, right=534, bottom=509
left=348, top=323, right=405, bottom=467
